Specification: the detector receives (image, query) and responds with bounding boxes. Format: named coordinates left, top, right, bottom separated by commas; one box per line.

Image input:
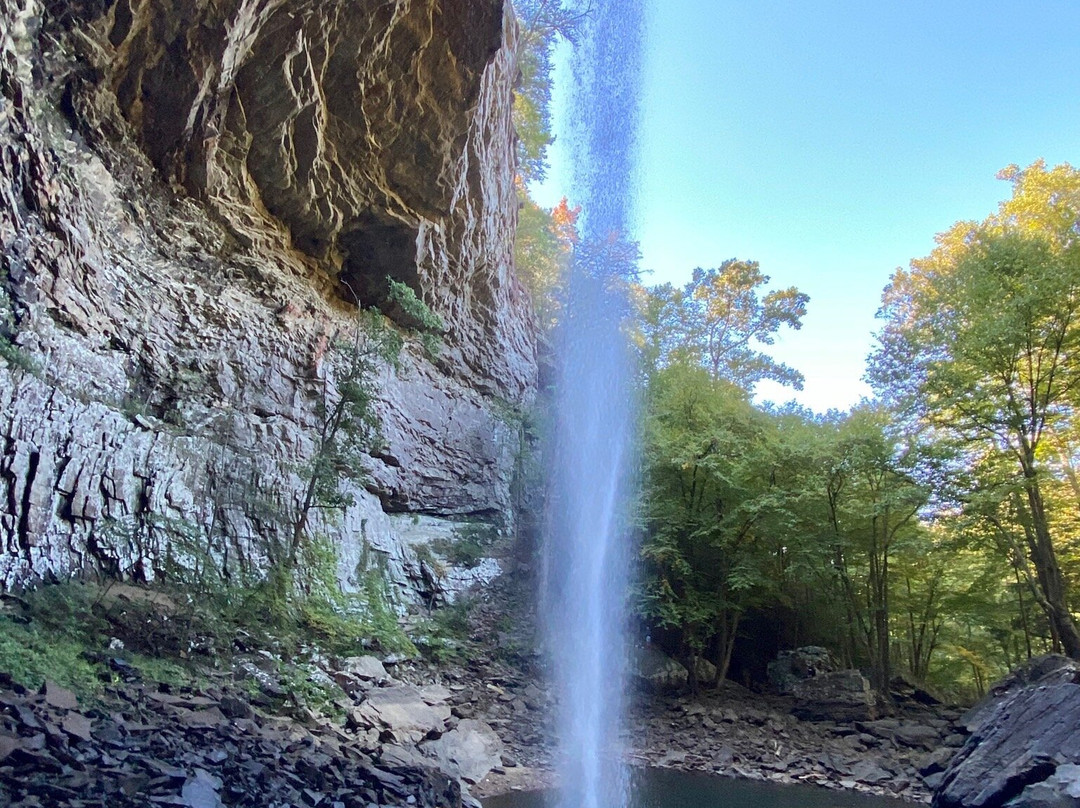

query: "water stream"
left=540, top=2, right=645, bottom=807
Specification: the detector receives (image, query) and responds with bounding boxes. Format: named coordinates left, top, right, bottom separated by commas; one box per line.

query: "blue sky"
left=535, top=0, right=1080, bottom=412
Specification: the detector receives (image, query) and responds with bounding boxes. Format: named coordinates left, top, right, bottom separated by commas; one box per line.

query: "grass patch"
left=0, top=621, right=102, bottom=699
left=0, top=337, right=40, bottom=374
left=412, top=596, right=475, bottom=664
left=0, top=581, right=129, bottom=700
left=0, top=538, right=418, bottom=719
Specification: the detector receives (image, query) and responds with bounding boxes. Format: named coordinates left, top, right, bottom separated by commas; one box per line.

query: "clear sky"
left=536, top=0, right=1080, bottom=412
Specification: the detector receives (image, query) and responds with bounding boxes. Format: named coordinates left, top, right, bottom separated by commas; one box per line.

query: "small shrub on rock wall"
left=431, top=522, right=498, bottom=569
left=0, top=280, right=39, bottom=374
left=386, top=278, right=444, bottom=357
left=289, top=279, right=442, bottom=572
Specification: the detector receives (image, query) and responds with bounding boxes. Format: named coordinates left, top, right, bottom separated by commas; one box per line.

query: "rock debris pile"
left=622, top=684, right=967, bottom=804
left=0, top=653, right=522, bottom=808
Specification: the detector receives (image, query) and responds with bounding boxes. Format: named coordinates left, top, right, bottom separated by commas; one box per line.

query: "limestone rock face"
left=0, top=0, right=536, bottom=594
left=81, top=0, right=534, bottom=399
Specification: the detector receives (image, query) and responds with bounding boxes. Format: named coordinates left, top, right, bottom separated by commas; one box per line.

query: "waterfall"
left=541, top=1, right=645, bottom=807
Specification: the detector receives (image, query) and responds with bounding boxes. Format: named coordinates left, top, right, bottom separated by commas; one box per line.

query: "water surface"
left=484, top=769, right=914, bottom=808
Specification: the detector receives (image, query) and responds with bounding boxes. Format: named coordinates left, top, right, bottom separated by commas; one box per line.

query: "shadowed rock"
left=933, top=657, right=1080, bottom=808
left=791, top=670, right=877, bottom=722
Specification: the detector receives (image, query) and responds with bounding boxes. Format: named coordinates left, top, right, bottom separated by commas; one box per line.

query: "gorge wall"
left=0, top=0, right=537, bottom=600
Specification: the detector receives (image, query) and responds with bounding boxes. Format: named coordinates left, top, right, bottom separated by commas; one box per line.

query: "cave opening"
left=338, top=211, right=423, bottom=322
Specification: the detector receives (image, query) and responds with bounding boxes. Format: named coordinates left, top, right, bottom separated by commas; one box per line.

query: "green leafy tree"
left=815, top=408, right=930, bottom=692
left=870, top=161, right=1080, bottom=658
left=513, top=1, right=588, bottom=182
left=634, top=260, right=808, bottom=390
left=289, top=279, right=443, bottom=574
left=637, top=363, right=788, bottom=684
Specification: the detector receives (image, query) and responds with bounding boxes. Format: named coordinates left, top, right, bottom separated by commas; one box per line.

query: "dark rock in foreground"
left=0, top=679, right=463, bottom=808
left=933, top=655, right=1080, bottom=808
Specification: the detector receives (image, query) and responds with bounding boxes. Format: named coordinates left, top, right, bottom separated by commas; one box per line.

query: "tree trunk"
left=1015, top=566, right=1033, bottom=660
left=1022, top=466, right=1080, bottom=659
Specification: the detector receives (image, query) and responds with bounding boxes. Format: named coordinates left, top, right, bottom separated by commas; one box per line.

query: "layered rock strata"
left=0, top=0, right=536, bottom=596
left=934, top=656, right=1080, bottom=808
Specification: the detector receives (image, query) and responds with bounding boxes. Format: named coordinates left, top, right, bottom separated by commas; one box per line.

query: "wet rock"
left=791, top=670, right=877, bottom=722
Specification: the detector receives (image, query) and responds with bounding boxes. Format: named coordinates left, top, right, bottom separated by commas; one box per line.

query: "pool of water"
left=483, top=769, right=914, bottom=808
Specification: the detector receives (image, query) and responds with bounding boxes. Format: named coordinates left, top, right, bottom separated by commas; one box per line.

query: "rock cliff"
left=0, top=0, right=537, bottom=598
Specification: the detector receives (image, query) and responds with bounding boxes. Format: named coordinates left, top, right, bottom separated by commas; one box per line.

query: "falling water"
left=541, top=2, right=645, bottom=807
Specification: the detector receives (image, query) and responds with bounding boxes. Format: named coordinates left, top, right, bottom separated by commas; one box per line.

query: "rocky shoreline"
left=0, top=644, right=959, bottom=807
left=469, top=665, right=959, bottom=804
left=5, top=575, right=1075, bottom=808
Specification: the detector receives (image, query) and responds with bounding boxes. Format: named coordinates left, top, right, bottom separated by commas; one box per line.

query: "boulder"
left=353, top=686, right=452, bottom=745
left=420, top=719, right=503, bottom=784
left=920, top=748, right=959, bottom=778
left=1006, top=763, right=1080, bottom=808
left=893, top=722, right=944, bottom=751
left=933, top=659, right=1080, bottom=808
left=631, top=646, right=689, bottom=693
left=960, top=655, right=1079, bottom=733
left=767, top=646, right=836, bottom=694
left=791, top=670, right=877, bottom=722
left=692, top=657, right=719, bottom=687
left=890, top=671, right=945, bottom=706
left=342, top=656, right=389, bottom=684
left=850, top=760, right=895, bottom=785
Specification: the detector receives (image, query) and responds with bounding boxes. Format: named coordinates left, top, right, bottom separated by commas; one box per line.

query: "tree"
left=634, top=260, right=808, bottom=390
left=514, top=195, right=579, bottom=331
left=513, top=1, right=589, bottom=182
left=815, top=407, right=930, bottom=692
left=637, top=363, right=788, bottom=684
left=870, top=161, right=1080, bottom=659
left=289, top=280, right=442, bottom=578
